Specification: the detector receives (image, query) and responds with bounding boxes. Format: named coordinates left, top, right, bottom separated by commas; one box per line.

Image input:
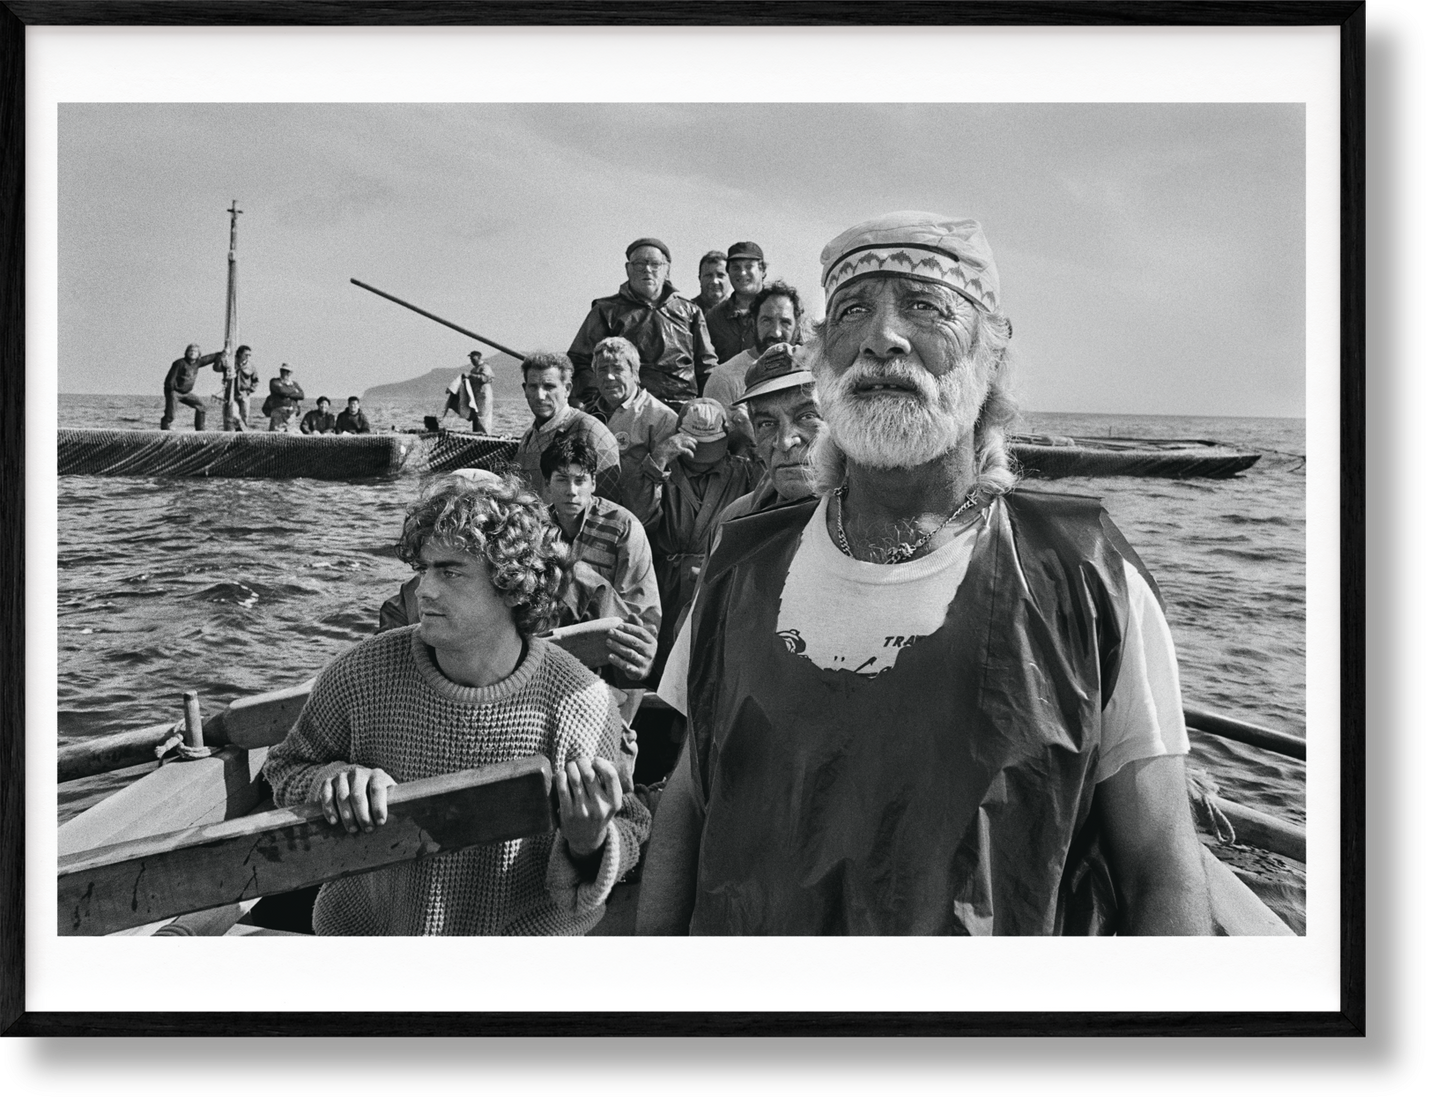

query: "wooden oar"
left=1183, top=705, right=1306, bottom=761
left=350, top=278, right=526, bottom=361
left=58, top=756, right=554, bottom=936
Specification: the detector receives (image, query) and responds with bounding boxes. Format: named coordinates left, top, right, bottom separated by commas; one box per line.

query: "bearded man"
left=703, top=281, right=805, bottom=455
left=637, top=212, right=1211, bottom=936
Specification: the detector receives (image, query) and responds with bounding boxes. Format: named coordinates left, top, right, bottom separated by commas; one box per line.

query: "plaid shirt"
left=550, top=495, right=661, bottom=638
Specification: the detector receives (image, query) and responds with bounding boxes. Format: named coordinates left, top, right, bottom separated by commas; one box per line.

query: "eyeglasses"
left=628, top=259, right=668, bottom=271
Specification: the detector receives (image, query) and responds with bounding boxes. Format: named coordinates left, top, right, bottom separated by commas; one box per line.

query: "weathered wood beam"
left=58, top=679, right=315, bottom=783
left=1214, top=798, right=1306, bottom=863
left=1202, top=848, right=1295, bottom=936
left=540, top=616, right=622, bottom=670
left=58, top=746, right=269, bottom=857
left=205, top=680, right=314, bottom=750
left=58, top=757, right=554, bottom=936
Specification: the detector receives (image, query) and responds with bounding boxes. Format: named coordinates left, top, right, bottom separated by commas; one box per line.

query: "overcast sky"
left=58, top=102, right=1303, bottom=416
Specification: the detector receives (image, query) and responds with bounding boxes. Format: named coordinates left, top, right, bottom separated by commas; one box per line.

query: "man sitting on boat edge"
left=263, top=470, right=649, bottom=935
left=299, top=396, right=336, bottom=435
left=334, top=395, right=372, bottom=435
left=263, top=363, right=305, bottom=432
left=638, top=211, right=1212, bottom=936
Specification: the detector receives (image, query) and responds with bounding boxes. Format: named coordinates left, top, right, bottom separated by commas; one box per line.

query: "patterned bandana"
left=820, top=211, right=1000, bottom=314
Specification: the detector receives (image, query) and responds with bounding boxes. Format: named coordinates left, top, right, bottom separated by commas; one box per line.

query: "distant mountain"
left=363, top=353, right=525, bottom=401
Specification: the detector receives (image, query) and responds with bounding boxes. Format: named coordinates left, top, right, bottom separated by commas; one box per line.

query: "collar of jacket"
left=615, top=280, right=680, bottom=309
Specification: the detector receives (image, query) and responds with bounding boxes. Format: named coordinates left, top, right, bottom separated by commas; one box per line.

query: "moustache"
left=830, top=355, right=941, bottom=403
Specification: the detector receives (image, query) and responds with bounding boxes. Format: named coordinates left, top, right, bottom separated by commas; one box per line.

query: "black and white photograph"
left=11, top=16, right=1364, bottom=1037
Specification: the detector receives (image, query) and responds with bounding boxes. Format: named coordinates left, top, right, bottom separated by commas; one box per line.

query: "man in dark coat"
left=299, top=396, right=336, bottom=435
left=160, top=343, right=224, bottom=430
left=264, top=364, right=305, bottom=431
left=334, top=396, right=372, bottom=434
left=703, top=240, right=767, bottom=365
left=568, top=237, right=717, bottom=409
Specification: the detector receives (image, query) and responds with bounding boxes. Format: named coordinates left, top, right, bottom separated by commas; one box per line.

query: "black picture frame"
left=0, top=0, right=1421, bottom=1098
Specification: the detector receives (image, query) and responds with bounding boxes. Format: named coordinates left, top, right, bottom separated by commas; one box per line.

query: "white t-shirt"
left=658, top=494, right=1189, bottom=782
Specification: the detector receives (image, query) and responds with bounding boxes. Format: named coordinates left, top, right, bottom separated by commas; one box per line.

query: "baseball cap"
left=726, top=240, right=765, bottom=263
left=679, top=397, right=728, bottom=442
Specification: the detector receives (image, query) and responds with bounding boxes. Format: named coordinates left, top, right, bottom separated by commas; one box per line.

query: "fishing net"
left=58, top=428, right=1254, bottom=483
left=58, top=429, right=415, bottom=480
left=1011, top=443, right=1261, bottom=479
left=416, top=430, right=519, bottom=475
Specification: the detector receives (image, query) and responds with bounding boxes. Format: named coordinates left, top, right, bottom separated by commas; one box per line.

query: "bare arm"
left=635, top=732, right=705, bottom=934
left=1096, top=754, right=1212, bottom=935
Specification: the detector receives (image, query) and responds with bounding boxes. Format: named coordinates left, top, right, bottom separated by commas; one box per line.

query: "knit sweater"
left=262, top=627, right=648, bottom=935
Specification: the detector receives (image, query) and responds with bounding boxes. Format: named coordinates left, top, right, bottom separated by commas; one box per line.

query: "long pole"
left=349, top=278, right=526, bottom=361
left=223, top=201, right=240, bottom=360
left=221, top=202, right=242, bottom=426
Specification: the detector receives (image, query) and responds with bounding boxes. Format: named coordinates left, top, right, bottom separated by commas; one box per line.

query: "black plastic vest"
left=685, top=489, right=1153, bottom=935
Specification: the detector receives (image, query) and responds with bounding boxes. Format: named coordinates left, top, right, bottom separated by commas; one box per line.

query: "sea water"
left=54, top=394, right=1309, bottom=929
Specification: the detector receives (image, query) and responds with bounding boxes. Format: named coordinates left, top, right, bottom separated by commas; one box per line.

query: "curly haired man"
left=263, top=471, right=650, bottom=935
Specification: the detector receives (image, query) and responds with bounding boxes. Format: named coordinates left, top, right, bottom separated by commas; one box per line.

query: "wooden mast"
left=222, top=201, right=242, bottom=425
left=223, top=200, right=241, bottom=360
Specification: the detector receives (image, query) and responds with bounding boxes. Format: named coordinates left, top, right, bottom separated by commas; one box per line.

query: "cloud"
left=274, top=177, right=398, bottom=228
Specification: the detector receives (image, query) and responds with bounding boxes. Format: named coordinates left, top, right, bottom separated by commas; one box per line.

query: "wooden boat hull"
left=58, top=683, right=1298, bottom=937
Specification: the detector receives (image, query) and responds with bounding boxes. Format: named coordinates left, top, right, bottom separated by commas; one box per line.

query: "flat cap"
left=820, top=211, right=999, bottom=314
left=626, top=237, right=672, bottom=262
left=737, top=342, right=815, bottom=406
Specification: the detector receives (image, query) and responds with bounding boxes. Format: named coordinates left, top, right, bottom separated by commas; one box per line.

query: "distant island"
left=361, top=353, right=525, bottom=403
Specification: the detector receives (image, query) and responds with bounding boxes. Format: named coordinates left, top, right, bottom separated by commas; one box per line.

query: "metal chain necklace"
left=832, top=482, right=980, bottom=564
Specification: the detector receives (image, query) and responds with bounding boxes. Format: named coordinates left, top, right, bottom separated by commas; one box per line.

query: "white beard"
left=813, top=349, right=988, bottom=471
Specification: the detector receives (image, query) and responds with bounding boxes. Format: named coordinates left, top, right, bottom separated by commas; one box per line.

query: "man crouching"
left=262, top=471, right=650, bottom=935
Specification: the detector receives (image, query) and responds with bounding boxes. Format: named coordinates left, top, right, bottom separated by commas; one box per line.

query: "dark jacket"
left=334, top=408, right=372, bottom=434
left=163, top=352, right=222, bottom=395
left=265, top=376, right=305, bottom=414
left=568, top=281, right=717, bottom=407
left=704, top=295, right=754, bottom=366
left=299, top=408, right=336, bottom=434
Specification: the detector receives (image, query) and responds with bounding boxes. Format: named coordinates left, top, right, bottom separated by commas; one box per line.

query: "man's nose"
left=861, top=302, right=912, bottom=360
